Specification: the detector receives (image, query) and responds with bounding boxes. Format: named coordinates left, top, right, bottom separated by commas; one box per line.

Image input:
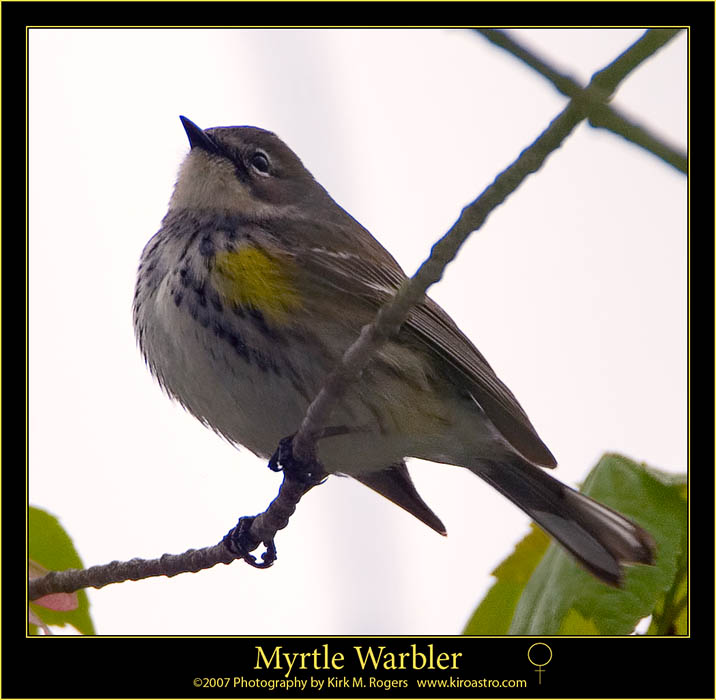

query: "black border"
left=10, top=3, right=714, bottom=699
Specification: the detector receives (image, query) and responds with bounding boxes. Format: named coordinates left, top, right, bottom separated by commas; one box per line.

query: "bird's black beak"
left=179, top=116, right=221, bottom=155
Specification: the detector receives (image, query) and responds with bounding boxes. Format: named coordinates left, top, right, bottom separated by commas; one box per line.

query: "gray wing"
left=405, top=295, right=556, bottom=467
left=269, top=206, right=557, bottom=467
left=281, top=217, right=556, bottom=468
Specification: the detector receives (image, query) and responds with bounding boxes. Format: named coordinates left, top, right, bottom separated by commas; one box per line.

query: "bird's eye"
left=249, top=151, right=271, bottom=175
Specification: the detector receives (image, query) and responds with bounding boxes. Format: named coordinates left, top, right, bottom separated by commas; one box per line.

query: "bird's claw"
left=267, top=435, right=327, bottom=486
left=223, top=516, right=277, bottom=569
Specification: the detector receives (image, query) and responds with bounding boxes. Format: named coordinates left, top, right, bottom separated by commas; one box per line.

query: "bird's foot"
left=222, top=516, right=277, bottom=569
left=267, top=434, right=328, bottom=487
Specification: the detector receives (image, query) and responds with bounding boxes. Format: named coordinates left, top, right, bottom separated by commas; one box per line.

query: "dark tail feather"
left=353, top=462, right=447, bottom=536
left=476, top=461, right=655, bottom=586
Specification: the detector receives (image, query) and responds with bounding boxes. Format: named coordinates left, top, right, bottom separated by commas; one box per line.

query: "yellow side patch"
left=212, top=246, right=301, bottom=322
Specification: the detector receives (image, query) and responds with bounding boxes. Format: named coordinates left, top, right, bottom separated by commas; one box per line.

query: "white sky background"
left=28, top=28, right=687, bottom=635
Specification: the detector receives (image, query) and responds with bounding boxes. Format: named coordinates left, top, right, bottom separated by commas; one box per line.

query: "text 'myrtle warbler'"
left=255, top=644, right=463, bottom=678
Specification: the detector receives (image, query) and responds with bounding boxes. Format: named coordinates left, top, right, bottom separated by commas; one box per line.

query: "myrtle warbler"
left=133, top=116, right=654, bottom=586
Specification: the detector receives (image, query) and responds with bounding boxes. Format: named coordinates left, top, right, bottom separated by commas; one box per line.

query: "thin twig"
left=475, top=28, right=687, bottom=173
left=291, top=28, right=675, bottom=464
left=291, top=104, right=584, bottom=461
left=30, top=544, right=234, bottom=599
left=29, top=470, right=315, bottom=600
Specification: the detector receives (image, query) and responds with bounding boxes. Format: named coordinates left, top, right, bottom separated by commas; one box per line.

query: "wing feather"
left=282, top=219, right=556, bottom=467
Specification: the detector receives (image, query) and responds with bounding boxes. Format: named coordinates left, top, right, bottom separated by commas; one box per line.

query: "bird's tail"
left=475, top=460, right=655, bottom=586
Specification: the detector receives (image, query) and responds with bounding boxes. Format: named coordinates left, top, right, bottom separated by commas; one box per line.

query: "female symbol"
left=527, top=643, right=552, bottom=685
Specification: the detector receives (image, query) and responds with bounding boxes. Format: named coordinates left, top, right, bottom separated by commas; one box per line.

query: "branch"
left=29, top=470, right=314, bottom=600
left=291, top=28, right=672, bottom=463
left=29, top=30, right=674, bottom=600
left=292, top=105, right=585, bottom=460
left=30, top=544, right=234, bottom=599
left=475, top=28, right=687, bottom=173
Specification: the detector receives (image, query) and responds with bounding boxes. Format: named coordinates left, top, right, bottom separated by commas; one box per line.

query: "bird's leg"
left=223, top=434, right=329, bottom=568
left=267, top=434, right=328, bottom=486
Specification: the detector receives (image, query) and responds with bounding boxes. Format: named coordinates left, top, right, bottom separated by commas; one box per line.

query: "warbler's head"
left=169, top=116, right=327, bottom=215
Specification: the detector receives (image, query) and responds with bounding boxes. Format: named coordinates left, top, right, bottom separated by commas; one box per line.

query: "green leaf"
left=508, top=455, right=686, bottom=635
left=647, top=482, right=688, bottom=636
left=558, top=608, right=601, bottom=635
left=463, top=525, right=550, bottom=634
left=464, top=454, right=686, bottom=636
left=28, top=506, right=96, bottom=635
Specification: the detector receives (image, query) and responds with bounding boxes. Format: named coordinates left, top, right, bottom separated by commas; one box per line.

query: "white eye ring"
left=249, top=150, right=271, bottom=176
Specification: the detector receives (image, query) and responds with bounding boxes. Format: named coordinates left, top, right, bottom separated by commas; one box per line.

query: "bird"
left=133, top=116, right=655, bottom=586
